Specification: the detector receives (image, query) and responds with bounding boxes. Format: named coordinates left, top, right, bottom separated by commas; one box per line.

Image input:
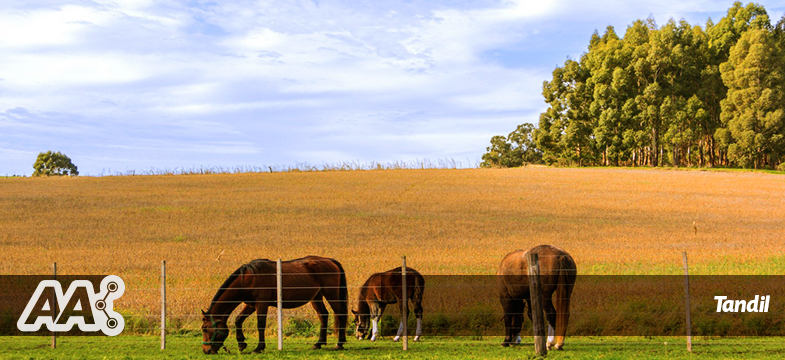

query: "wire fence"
left=4, top=254, right=785, bottom=354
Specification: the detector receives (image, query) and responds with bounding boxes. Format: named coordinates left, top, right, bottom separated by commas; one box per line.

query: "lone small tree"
left=33, top=151, right=79, bottom=176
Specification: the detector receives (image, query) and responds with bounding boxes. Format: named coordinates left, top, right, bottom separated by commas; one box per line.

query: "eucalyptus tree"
left=487, top=2, right=784, bottom=169
left=708, top=1, right=771, bottom=61
left=708, top=1, right=771, bottom=166
left=535, top=56, right=594, bottom=165
left=719, top=28, right=785, bottom=168
left=586, top=26, right=629, bottom=166
left=658, top=20, right=708, bottom=167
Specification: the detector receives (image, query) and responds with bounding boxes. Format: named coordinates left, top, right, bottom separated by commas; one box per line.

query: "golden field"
left=2, top=166, right=785, bottom=325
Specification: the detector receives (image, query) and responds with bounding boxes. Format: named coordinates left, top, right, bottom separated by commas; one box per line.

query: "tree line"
left=482, top=2, right=785, bottom=170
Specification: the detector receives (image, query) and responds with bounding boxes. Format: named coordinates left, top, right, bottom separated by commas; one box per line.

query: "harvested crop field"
left=2, top=167, right=784, bottom=319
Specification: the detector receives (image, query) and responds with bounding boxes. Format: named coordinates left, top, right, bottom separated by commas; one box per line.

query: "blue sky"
left=1, top=0, right=783, bottom=175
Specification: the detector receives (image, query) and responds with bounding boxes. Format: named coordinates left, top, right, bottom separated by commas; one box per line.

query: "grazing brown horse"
left=201, top=256, right=348, bottom=354
left=497, top=245, right=576, bottom=349
left=352, top=267, right=425, bottom=342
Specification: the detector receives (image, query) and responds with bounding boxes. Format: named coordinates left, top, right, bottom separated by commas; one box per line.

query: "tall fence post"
left=52, top=262, right=56, bottom=349
left=526, top=253, right=547, bottom=357
left=161, top=260, right=166, bottom=350
left=277, top=259, right=283, bottom=351
left=402, top=256, right=408, bottom=351
left=683, top=251, right=692, bottom=353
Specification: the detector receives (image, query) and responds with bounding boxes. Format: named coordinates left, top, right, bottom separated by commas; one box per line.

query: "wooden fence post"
left=526, top=253, right=547, bottom=356
left=402, top=256, right=408, bottom=351
left=52, top=262, right=56, bottom=349
left=683, top=251, right=692, bottom=353
left=277, top=259, right=283, bottom=351
left=161, top=260, right=166, bottom=350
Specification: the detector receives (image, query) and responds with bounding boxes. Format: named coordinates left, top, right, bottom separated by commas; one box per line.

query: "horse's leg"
left=324, top=293, right=347, bottom=349
left=235, top=303, right=256, bottom=352
left=543, top=291, right=558, bottom=349
left=393, top=300, right=407, bottom=342
left=252, top=303, right=269, bottom=353
left=369, top=302, right=385, bottom=341
left=499, top=297, right=520, bottom=347
left=512, top=300, right=525, bottom=345
left=413, top=295, right=423, bottom=341
left=310, top=299, right=329, bottom=350
left=553, top=282, right=574, bottom=350
left=393, top=318, right=404, bottom=342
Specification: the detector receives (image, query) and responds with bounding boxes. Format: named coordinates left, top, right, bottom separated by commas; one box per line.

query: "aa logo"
left=17, top=275, right=124, bottom=336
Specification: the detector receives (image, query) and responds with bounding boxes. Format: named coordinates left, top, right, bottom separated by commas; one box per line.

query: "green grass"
left=582, top=255, right=785, bottom=275
left=2, top=336, right=785, bottom=359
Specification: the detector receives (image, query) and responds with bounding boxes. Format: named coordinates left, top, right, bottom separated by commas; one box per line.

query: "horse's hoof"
left=414, top=336, right=421, bottom=342
left=312, top=344, right=322, bottom=350
left=554, top=343, right=564, bottom=351
left=238, top=343, right=247, bottom=352
left=392, top=336, right=400, bottom=342
left=501, top=342, right=510, bottom=347
left=334, top=344, right=345, bottom=350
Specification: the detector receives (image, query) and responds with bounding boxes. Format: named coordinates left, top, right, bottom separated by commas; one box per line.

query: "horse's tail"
left=412, top=272, right=425, bottom=319
left=328, top=259, right=349, bottom=332
left=330, top=259, right=348, bottom=308
left=557, top=254, right=576, bottom=297
left=554, top=253, right=576, bottom=344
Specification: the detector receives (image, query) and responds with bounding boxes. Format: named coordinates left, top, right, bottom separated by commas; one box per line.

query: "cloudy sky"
left=1, top=0, right=783, bottom=175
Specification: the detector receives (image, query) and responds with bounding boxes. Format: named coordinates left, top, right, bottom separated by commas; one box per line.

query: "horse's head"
left=351, top=309, right=370, bottom=340
left=201, top=310, right=229, bottom=354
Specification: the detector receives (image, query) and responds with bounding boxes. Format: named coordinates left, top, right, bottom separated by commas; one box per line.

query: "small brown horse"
left=201, top=256, right=348, bottom=354
left=352, top=267, right=425, bottom=342
left=497, top=245, right=576, bottom=349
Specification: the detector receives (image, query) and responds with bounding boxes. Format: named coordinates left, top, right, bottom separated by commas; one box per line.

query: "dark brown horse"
left=497, top=245, right=576, bottom=349
left=201, top=256, right=348, bottom=354
left=351, top=267, right=425, bottom=342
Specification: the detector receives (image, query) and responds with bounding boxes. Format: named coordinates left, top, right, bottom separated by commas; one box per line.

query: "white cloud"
left=224, top=28, right=286, bottom=53
left=0, top=5, right=103, bottom=48
left=1, top=0, right=783, bottom=174
left=3, top=53, right=152, bottom=87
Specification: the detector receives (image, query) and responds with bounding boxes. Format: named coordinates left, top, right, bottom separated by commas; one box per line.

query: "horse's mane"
left=244, top=258, right=276, bottom=274
left=209, top=259, right=274, bottom=311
